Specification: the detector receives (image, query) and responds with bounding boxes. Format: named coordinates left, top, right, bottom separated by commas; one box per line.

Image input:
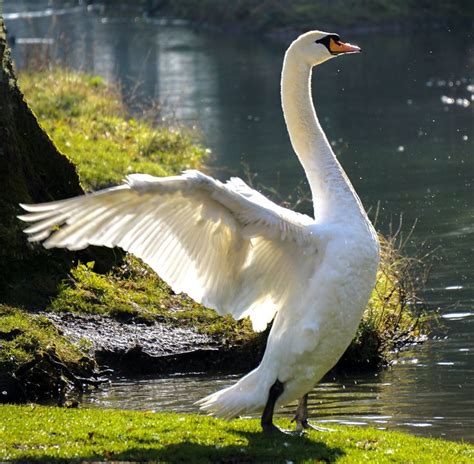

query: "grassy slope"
left=1, top=405, right=473, bottom=463
left=0, top=70, right=252, bottom=397
left=1, top=70, right=236, bottom=402
left=19, top=71, right=205, bottom=190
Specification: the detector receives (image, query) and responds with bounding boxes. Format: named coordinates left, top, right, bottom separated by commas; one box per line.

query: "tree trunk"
left=0, top=18, right=84, bottom=307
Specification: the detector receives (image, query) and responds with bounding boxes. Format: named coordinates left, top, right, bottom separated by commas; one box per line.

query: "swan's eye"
left=315, top=34, right=341, bottom=51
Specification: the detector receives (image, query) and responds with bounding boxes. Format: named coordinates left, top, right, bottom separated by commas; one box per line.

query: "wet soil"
left=45, top=312, right=265, bottom=376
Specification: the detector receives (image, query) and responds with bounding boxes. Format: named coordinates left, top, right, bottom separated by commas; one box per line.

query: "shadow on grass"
left=13, top=430, right=344, bottom=463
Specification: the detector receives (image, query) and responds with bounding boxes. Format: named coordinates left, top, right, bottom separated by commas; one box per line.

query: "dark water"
left=4, top=1, right=474, bottom=442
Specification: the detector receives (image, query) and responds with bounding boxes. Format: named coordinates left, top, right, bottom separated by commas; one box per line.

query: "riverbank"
left=1, top=405, right=472, bottom=462
left=1, top=68, right=427, bottom=404
left=154, top=0, right=470, bottom=39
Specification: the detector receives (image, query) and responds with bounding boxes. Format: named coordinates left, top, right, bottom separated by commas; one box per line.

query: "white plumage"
left=19, top=30, right=380, bottom=431
left=20, top=170, right=313, bottom=332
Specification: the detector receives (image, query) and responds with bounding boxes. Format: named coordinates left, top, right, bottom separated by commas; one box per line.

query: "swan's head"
left=290, top=30, right=361, bottom=66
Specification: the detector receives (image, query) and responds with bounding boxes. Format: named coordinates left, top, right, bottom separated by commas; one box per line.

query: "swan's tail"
left=197, top=368, right=273, bottom=420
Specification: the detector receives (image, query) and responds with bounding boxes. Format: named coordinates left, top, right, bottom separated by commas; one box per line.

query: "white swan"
left=19, top=31, right=379, bottom=433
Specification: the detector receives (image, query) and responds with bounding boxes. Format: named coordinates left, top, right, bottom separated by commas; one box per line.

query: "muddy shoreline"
left=45, top=311, right=266, bottom=376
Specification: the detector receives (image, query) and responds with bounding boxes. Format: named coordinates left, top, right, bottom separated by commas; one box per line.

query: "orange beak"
left=329, top=37, right=361, bottom=55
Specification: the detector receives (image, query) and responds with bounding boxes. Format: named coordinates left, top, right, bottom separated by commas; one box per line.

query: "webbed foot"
left=262, top=423, right=292, bottom=435
left=295, top=419, right=335, bottom=433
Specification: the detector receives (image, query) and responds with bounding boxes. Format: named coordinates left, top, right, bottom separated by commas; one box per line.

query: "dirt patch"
left=45, top=312, right=265, bottom=376
left=45, top=312, right=215, bottom=356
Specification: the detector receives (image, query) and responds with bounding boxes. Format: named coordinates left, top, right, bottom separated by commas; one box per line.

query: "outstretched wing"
left=19, top=170, right=319, bottom=331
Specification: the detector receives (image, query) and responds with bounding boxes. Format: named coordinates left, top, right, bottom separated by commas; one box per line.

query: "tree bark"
left=0, top=18, right=84, bottom=307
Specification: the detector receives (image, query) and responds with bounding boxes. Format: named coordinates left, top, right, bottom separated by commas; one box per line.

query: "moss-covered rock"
left=0, top=305, right=105, bottom=404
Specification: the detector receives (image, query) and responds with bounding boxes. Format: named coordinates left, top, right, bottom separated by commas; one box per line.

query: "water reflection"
left=5, top=1, right=474, bottom=443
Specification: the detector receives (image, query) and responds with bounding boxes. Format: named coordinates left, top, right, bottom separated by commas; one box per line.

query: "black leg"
left=292, top=393, right=335, bottom=432
left=293, top=393, right=309, bottom=431
left=261, top=379, right=284, bottom=433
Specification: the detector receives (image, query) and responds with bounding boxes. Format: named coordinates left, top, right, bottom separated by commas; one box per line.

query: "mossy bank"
left=0, top=305, right=108, bottom=403
left=1, top=405, right=473, bottom=463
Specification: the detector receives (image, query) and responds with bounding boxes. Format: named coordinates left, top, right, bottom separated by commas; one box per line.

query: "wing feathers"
left=19, top=171, right=318, bottom=330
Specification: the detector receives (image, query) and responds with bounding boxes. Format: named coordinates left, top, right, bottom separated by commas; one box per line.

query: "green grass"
left=20, top=71, right=249, bottom=341
left=0, top=405, right=472, bottom=463
left=1, top=70, right=254, bottom=401
left=19, top=70, right=206, bottom=191
left=1, top=70, right=213, bottom=402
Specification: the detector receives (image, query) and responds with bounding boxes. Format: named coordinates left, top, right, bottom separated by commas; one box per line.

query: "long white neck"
left=281, top=48, right=364, bottom=222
